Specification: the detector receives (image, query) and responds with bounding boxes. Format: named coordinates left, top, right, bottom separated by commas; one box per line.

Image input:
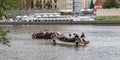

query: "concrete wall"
left=96, top=9, right=120, bottom=16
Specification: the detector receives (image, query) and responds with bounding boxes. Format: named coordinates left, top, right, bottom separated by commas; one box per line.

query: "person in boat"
left=73, top=33, right=83, bottom=44
left=73, top=33, right=79, bottom=39
left=80, top=32, right=85, bottom=38
left=73, top=33, right=79, bottom=38
left=80, top=32, right=86, bottom=43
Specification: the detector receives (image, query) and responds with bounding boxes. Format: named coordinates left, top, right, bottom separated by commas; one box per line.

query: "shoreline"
left=0, top=21, right=120, bottom=25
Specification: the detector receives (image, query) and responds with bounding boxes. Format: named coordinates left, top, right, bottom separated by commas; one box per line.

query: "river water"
left=0, top=25, right=120, bottom=60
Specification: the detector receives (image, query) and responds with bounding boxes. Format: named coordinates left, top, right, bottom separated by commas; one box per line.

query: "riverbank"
left=95, top=16, right=120, bottom=21
left=0, top=21, right=120, bottom=25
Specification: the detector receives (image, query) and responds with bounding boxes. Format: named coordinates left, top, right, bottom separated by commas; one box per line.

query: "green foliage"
left=36, top=0, right=41, bottom=7
left=45, top=0, right=52, bottom=9
left=0, top=0, right=23, bottom=19
left=0, top=0, right=19, bottom=46
left=0, top=27, right=10, bottom=46
left=95, top=16, right=120, bottom=20
left=90, top=0, right=94, bottom=9
left=102, top=0, right=119, bottom=8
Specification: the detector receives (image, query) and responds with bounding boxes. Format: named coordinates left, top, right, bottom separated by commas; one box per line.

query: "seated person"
left=80, top=32, right=85, bottom=39
left=80, top=32, right=86, bottom=43
left=73, top=33, right=79, bottom=38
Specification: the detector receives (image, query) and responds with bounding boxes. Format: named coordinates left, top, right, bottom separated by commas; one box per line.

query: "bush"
left=102, top=0, right=119, bottom=8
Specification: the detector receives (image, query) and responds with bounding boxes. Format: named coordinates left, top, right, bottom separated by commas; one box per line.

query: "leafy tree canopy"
left=45, top=0, right=52, bottom=9
left=102, top=0, right=120, bottom=8
left=36, top=0, right=41, bottom=7
left=0, top=0, right=22, bottom=46
left=0, top=27, right=10, bottom=46
left=0, top=0, right=23, bottom=19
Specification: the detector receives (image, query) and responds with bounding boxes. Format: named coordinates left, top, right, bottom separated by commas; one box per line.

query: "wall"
left=57, top=0, right=67, bottom=10
left=96, top=9, right=120, bottom=16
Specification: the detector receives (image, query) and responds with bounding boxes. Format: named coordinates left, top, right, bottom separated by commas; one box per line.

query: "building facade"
left=73, top=0, right=82, bottom=13
left=38, top=0, right=58, bottom=9
left=57, top=0, right=73, bottom=10
left=94, top=0, right=105, bottom=10
left=23, top=0, right=58, bottom=9
left=22, top=0, right=34, bottom=9
left=22, top=0, right=98, bottom=13
left=81, top=0, right=96, bottom=9
left=82, top=0, right=86, bottom=9
left=22, top=0, right=73, bottom=11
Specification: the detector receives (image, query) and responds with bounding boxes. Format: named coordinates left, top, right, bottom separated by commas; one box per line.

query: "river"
left=0, top=25, right=120, bottom=60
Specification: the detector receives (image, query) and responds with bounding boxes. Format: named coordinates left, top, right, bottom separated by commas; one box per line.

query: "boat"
left=51, top=33, right=89, bottom=46
left=32, top=31, right=54, bottom=39
left=18, top=14, right=94, bottom=22
left=32, top=31, right=89, bottom=46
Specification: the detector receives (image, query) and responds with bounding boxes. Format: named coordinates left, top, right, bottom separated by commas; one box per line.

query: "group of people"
left=69, top=32, right=86, bottom=43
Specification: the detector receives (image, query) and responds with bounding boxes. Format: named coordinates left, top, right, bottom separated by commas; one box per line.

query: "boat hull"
left=32, top=32, right=53, bottom=39
left=52, top=38, right=89, bottom=46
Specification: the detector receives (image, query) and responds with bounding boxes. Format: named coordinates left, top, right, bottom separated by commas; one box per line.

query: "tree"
left=90, top=0, right=94, bottom=9
left=0, top=0, right=23, bottom=19
left=45, top=0, right=52, bottom=9
left=0, top=27, right=10, bottom=46
left=102, top=0, right=119, bottom=8
left=36, top=0, right=41, bottom=8
left=0, top=0, right=22, bottom=46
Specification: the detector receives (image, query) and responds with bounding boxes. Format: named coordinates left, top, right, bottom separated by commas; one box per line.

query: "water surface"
left=0, top=25, right=120, bottom=60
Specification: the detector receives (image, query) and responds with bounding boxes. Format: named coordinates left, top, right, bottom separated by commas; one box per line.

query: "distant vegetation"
left=95, top=16, right=120, bottom=20
left=36, top=0, right=41, bottom=8
left=45, top=0, right=52, bottom=9
left=102, top=0, right=120, bottom=8
left=0, top=0, right=23, bottom=19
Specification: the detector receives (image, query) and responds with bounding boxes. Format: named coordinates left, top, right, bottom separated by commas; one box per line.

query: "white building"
left=73, top=0, right=82, bottom=14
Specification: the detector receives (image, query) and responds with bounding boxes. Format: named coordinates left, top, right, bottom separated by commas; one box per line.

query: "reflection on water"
left=0, top=25, right=120, bottom=60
